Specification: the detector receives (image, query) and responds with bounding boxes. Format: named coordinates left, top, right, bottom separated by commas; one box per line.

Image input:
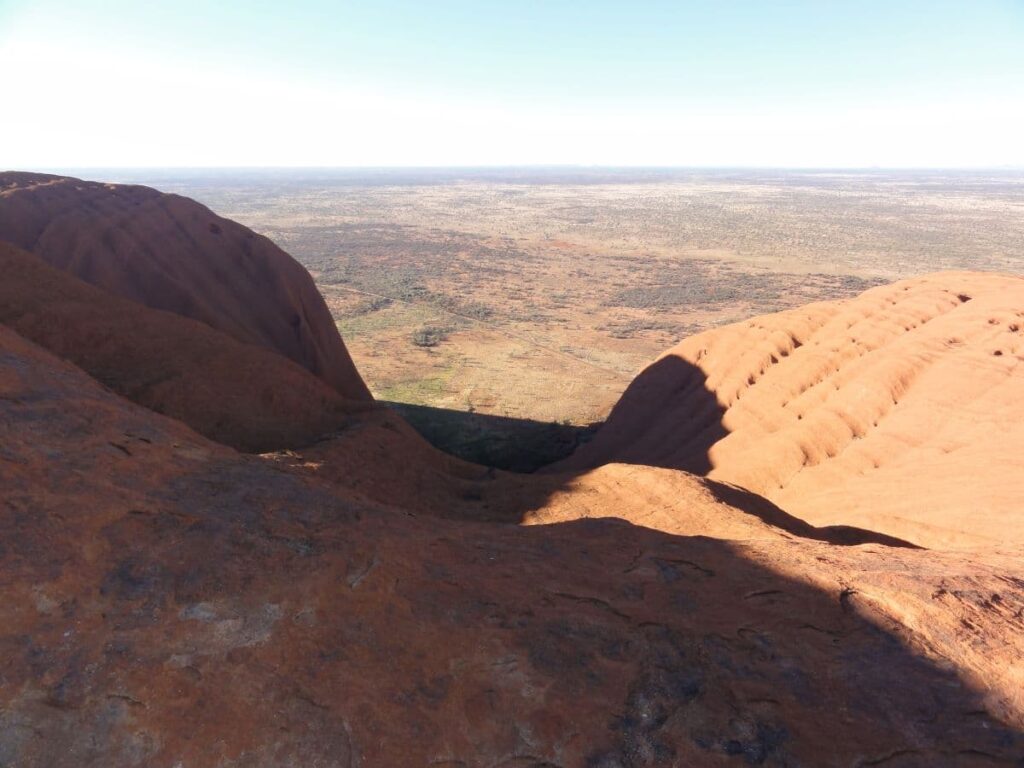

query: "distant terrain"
left=90, top=168, right=1024, bottom=464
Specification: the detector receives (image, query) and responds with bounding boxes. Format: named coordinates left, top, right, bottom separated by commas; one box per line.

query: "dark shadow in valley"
left=545, top=354, right=731, bottom=476
left=383, top=354, right=725, bottom=476
left=382, top=400, right=600, bottom=473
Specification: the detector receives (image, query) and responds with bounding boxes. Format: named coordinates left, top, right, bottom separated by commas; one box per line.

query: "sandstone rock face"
left=1, top=325, right=1022, bottom=766
left=0, top=172, right=370, bottom=400
left=0, top=242, right=370, bottom=452
left=556, top=272, right=1024, bottom=551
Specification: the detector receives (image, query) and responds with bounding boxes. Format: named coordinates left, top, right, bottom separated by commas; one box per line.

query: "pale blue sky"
left=2, top=0, right=1023, bottom=167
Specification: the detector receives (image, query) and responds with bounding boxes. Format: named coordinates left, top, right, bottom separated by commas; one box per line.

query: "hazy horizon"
left=14, top=165, right=1024, bottom=177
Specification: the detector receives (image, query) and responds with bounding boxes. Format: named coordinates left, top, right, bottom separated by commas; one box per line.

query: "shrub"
left=411, top=326, right=450, bottom=348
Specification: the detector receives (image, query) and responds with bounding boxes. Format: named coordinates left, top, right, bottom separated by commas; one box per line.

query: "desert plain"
left=101, top=167, right=1024, bottom=467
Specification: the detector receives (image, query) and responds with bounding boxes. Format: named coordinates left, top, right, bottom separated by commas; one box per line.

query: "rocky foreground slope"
left=0, top=172, right=370, bottom=399
left=3, top=323, right=1023, bottom=767
left=1, top=178, right=1023, bottom=766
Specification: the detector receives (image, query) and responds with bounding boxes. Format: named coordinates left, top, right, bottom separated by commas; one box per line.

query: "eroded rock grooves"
left=556, top=272, right=1024, bottom=551
left=1, top=176, right=1022, bottom=767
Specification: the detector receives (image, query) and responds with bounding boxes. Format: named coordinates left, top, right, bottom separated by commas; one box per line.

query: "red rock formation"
left=555, top=272, right=1024, bottom=551
left=1, top=324, right=1022, bottom=766
left=0, top=241, right=371, bottom=452
left=0, top=172, right=370, bottom=400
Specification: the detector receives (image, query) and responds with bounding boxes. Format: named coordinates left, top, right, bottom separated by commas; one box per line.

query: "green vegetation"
left=377, top=373, right=453, bottom=404
left=600, top=318, right=705, bottom=339
left=411, top=325, right=452, bottom=348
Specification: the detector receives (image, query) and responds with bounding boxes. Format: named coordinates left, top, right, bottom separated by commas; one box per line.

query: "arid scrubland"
left=129, top=169, right=1024, bottom=462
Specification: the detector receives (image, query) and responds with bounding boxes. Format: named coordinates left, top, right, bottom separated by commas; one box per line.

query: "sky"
left=1, top=0, right=1023, bottom=168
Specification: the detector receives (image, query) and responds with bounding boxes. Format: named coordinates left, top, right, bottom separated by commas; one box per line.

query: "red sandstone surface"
left=0, top=172, right=370, bottom=400
left=0, top=241, right=372, bottom=453
left=555, top=272, right=1024, bottom=551
left=3, top=324, right=1023, bottom=766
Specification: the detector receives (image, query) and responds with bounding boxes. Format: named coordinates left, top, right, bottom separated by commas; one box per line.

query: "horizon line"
left=11, top=164, right=1024, bottom=173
